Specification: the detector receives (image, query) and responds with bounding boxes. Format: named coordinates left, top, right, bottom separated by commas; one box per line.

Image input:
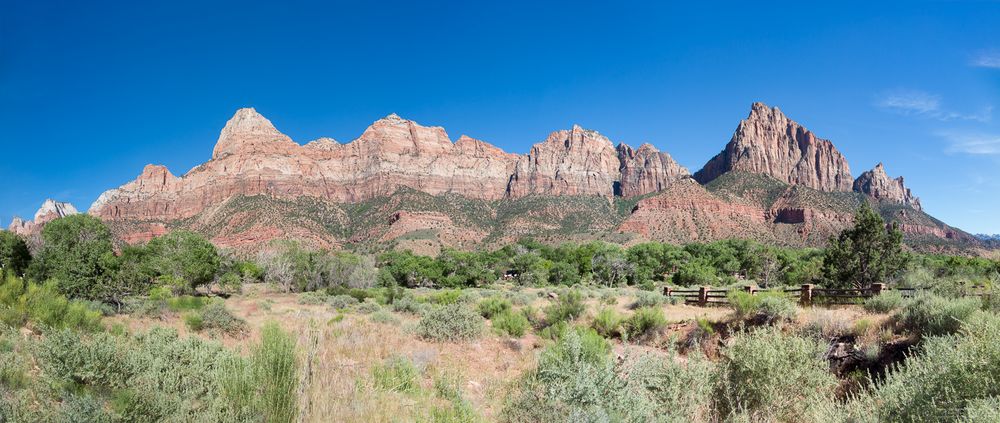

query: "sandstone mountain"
left=13, top=102, right=976, bottom=254
left=694, top=102, right=853, bottom=192
left=853, top=163, right=922, bottom=211
left=8, top=199, right=79, bottom=237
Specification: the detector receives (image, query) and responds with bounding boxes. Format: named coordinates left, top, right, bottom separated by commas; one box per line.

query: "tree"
left=0, top=231, right=31, bottom=276
left=146, top=230, right=220, bottom=292
left=822, top=204, right=906, bottom=289
left=27, top=214, right=115, bottom=300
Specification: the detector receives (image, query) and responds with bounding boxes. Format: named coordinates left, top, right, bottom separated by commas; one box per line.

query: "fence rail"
left=664, top=284, right=992, bottom=307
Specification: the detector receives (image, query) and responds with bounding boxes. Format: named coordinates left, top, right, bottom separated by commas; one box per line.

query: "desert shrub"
left=390, top=295, right=425, bottom=314
left=416, top=304, right=483, bottom=342
left=623, top=307, right=667, bottom=340
left=247, top=322, right=299, bottom=422
left=327, top=285, right=377, bottom=302
left=964, top=397, right=1000, bottom=422
left=727, top=291, right=796, bottom=324
left=627, top=349, right=717, bottom=421
left=849, top=312, right=1000, bottom=422
left=199, top=302, right=248, bottom=336
left=500, top=327, right=658, bottom=421
left=899, top=293, right=981, bottom=336
left=630, top=290, right=665, bottom=309
left=477, top=296, right=512, bottom=318
left=327, top=294, right=359, bottom=310
left=356, top=298, right=382, bottom=314
left=183, top=313, right=204, bottom=331
left=297, top=291, right=327, bottom=305
left=369, top=310, right=400, bottom=325
left=0, top=277, right=102, bottom=332
left=591, top=307, right=624, bottom=339
left=167, top=294, right=209, bottom=311
left=599, top=290, right=618, bottom=305
left=371, top=355, right=420, bottom=393
left=543, top=290, right=586, bottom=326
left=715, top=328, right=837, bottom=421
left=426, top=289, right=465, bottom=305
left=491, top=310, right=529, bottom=337
left=864, top=290, right=904, bottom=313
left=505, top=290, right=536, bottom=306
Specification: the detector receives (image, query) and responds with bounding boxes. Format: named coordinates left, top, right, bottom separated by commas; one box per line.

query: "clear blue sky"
left=2, top=1, right=999, bottom=233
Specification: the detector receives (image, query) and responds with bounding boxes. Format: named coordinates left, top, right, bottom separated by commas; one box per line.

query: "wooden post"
left=743, top=285, right=757, bottom=295
left=698, top=286, right=709, bottom=307
left=663, top=286, right=673, bottom=297
left=870, top=283, right=885, bottom=297
left=800, top=284, right=813, bottom=306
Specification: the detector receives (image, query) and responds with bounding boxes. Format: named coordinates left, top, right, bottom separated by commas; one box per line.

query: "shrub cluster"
left=416, top=304, right=483, bottom=342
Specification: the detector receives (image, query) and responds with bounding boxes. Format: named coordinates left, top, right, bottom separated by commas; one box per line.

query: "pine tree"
left=822, top=204, right=906, bottom=289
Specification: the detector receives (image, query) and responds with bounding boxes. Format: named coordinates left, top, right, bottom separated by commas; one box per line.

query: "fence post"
left=698, top=286, right=709, bottom=307
left=870, top=283, right=885, bottom=297
left=663, top=286, right=673, bottom=297
left=800, top=284, right=813, bottom=306
left=743, top=285, right=757, bottom=295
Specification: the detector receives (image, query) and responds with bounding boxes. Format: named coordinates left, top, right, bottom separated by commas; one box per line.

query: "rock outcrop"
left=506, top=125, right=622, bottom=197
left=617, top=143, right=690, bottom=197
left=694, top=102, right=853, bottom=192
left=7, top=199, right=79, bottom=237
left=853, top=163, right=921, bottom=211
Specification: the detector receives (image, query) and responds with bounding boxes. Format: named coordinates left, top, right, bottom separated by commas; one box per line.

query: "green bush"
left=715, top=329, right=837, bottom=421
left=167, top=295, right=208, bottom=312
left=0, top=277, right=102, bottom=332
left=543, top=290, right=586, bottom=326
left=371, top=356, right=420, bottom=393
left=328, top=294, right=359, bottom=310
left=864, top=290, right=905, bottom=313
left=199, top=302, right=248, bottom=336
left=899, top=293, right=981, bottom=336
left=390, top=295, right=425, bottom=314
left=848, top=312, right=1000, bottom=422
left=491, top=310, right=529, bottom=337
left=630, top=290, right=665, bottom=309
left=183, top=313, right=204, bottom=331
left=623, top=307, right=667, bottom=339
left=416, top=304, right=483, bottom=342
left=477, top=296, right=512, bottom=318
left=591, top=307, right=624, bottom=339
left=297, top=291, right=327, bottom=305
left=356, top=298, right=382, bottom=314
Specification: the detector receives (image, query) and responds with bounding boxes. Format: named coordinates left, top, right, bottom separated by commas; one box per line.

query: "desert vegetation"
left=2, top=206, right=999, bottom=422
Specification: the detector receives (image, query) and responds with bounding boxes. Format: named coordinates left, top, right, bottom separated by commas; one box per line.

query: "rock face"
left=90, top=109, right=689, bottom=229
left=506, top=125, right=622, bottom=197
left=853, top=163, right=922, bottom=211
left=694, top=102, right=853, bottom=192
left=617, top=143, right=690, bottom=197
left=7, top=199, right=79, bottom=237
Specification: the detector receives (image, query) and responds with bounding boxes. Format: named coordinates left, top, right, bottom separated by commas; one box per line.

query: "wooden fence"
left=665, top=284, right=990, bottom=307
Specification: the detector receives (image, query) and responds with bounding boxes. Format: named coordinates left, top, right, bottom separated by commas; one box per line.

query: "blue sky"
left=2, top=1, right=999, bottom=233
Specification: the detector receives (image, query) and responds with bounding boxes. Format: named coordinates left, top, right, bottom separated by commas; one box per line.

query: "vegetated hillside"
left=102, top=170, right=981, bottom=256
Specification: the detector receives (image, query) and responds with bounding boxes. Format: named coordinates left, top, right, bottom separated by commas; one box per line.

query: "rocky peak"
left=34, top=199, right=78, bottom=221
left=617, top=143, right=690, bottom=197
left=356, top=114, right=452, bottom=155
left=507, top=125, right=623, bottom=198
left=304, top=137, right=340, bottom=150
left=9, top=199, right=78, bottom=237
left=212, top=107, right=298, bottom=159
left=453, top=135, right=513, bottom=158
left=693, top=102, right=853, bottom=192
left=853, top=163, right=922, bottom=210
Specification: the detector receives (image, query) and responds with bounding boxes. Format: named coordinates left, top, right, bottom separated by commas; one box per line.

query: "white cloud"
left=939, top=131, right=1000, bottom=156
left=972, top=51, right=1000, bottom=69
left=876, top=90, right=991, bottom=123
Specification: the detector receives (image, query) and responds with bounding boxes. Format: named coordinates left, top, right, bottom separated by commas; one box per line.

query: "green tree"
left=0, top=230, right=32, bottom=276
left=146, top=230, right=220, bottom=292
left=27, top=214, right=115, bottom=300
left=822, top=204, right=906, bottom=289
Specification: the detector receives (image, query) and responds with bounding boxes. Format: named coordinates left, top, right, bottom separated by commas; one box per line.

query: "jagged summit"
left=8, top=199, right=78, bottom=237
left=694, top=102, right=853, bottom=192
left=212, top=107, right=297, bottom=159
left=853, top=162, right=921, bottom=210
